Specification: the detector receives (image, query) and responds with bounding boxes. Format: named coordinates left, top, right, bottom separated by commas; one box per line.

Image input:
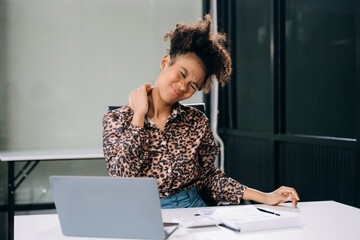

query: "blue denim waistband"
left=160, top=187, right=207, bottom=209
left=161, top=187, right=198, bottom=201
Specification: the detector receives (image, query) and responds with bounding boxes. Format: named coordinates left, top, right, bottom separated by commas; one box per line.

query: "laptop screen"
left=50, top=176, right=166, bottom=239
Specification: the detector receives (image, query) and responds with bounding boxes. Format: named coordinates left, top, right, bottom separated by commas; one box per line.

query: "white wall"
left=4, top=0, right=203, bottom=151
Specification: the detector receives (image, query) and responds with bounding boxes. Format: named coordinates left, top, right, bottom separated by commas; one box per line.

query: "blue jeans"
left=160, top=187, right=208, bottom=209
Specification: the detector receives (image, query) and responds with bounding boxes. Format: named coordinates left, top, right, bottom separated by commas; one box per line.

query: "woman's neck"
left=147, top=87, right=173, bottom=121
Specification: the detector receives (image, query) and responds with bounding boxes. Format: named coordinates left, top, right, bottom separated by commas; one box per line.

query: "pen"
left=218, top=223, right=241, bottom=232
left=256, top=207, right=281, bottom=216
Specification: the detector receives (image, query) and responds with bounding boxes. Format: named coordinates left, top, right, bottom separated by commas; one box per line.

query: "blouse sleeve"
left=102, top=109, right=150, bottom=177
left=197, top=118, right=247, bottom=204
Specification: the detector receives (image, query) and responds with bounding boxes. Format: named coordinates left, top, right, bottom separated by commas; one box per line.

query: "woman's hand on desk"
left=265, top=186, right=300, bottom=208
left=243, top=186, right=300, bottom=208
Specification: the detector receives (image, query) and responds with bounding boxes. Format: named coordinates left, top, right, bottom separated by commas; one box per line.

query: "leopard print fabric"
left=102, top=103, right=247, bottom=204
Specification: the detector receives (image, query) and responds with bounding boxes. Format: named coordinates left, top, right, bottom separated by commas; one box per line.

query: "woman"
left=103, top=15, right=299, bottom=209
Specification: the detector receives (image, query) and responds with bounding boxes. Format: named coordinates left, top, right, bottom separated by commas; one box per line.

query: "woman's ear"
left=160, top=54, right=171, bottom=69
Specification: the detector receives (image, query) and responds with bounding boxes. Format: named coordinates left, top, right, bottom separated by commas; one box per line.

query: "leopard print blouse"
left=102, top=103, right=246, bottom=204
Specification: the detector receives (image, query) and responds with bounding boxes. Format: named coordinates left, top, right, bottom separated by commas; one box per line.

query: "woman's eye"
left=179, top=71, right=185, bottom=78
left=190, top=84, right=197, bottom=90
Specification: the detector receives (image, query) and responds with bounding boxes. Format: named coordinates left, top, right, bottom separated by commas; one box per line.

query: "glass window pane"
left=0, top=162, right=6, bottom=205
left=285, top=0, right=356, bottom=138
left=235, top=0, right=273, bottom=132
left=14, top=160, right=108, bottom=204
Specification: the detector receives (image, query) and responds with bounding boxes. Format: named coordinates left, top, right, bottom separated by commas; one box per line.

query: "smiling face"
left=154, top=53, right=206, bottom=106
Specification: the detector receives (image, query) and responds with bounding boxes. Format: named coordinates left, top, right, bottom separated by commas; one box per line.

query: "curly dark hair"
left=163, top=14, right=232, bottom=93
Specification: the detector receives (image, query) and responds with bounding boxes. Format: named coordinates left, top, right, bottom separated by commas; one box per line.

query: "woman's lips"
left=172, top=87, right=181, bottom=97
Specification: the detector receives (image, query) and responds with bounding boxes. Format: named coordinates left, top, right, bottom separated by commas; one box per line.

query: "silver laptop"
left=49, top=176, right=178, bottom=239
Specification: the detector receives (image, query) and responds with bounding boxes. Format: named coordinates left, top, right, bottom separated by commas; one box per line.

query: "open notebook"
left=197, top=205, right=301, bottom=232
left=49, top=176, right=178, bottom=239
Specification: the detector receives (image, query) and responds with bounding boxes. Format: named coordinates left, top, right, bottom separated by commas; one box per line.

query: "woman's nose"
left=178, top=81, right=188, bottom=94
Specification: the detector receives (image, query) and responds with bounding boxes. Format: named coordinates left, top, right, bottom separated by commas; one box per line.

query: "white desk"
left=15, top=201, right=360, bottom=240
left=0, top=148, right=104, bottom=162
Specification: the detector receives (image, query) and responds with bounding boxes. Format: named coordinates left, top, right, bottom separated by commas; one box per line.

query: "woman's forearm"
left=242, top=186, right=299, bottom=207
left=132, top=112, right=145, bottom=128
left=242, top=188, right=268, bottom=204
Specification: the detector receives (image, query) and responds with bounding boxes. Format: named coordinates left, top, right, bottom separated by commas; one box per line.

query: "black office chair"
left=106, top=103, right=220, bottom=206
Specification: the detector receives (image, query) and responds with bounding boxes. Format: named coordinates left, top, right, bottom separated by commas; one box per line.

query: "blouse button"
left=161, top=141, right=166, bottom=146
left=145, top=139, right=149, bottom=144
left=164, top=192, right=169, bottom=196
left=168, top=168, right=172, bottom=173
